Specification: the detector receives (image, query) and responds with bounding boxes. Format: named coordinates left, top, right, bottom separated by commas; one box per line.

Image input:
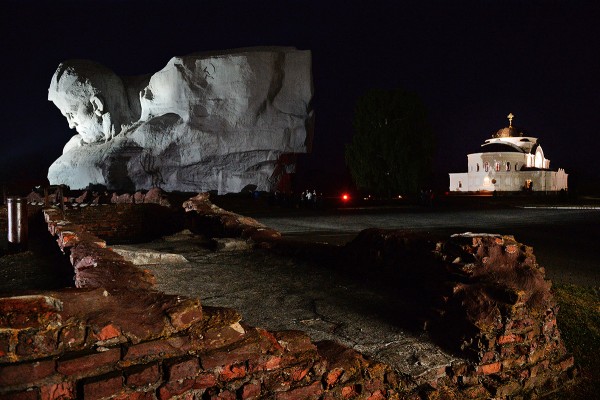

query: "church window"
left=476, top=163, right=480, bottom=172
left=506, top=162, right=511, bottom=171
left=484, top=162, right=489, bottom=172
left=495, top=162, right=500, bottom=171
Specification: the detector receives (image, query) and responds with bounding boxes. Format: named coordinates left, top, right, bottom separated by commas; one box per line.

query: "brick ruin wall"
left=0, top=193, right=576, bottom=399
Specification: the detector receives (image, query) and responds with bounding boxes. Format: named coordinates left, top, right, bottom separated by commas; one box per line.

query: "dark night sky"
left=1, top=0, right=599, bottom=192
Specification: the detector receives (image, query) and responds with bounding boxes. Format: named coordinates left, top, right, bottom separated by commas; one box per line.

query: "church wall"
left=467, top=152, right=529, bottom=174
left=556, top=168, right=568, bottom=190
left=451, top=151, right=567, bottom=192
left=449, top=172, right=468, bottom=191
left=450, top=170, right=568, bottom=192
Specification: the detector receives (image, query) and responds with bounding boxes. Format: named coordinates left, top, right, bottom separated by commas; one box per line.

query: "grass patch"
left=552, top=283, right=600, bottom=398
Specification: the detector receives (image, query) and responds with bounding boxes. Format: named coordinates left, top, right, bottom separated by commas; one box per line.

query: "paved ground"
left=114, top=231, right=462, bottom=378
left=254, top=207, right=600, bottom=287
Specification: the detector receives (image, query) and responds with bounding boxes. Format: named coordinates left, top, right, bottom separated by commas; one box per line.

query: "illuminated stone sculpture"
left=449, top=113, right=568, bottom=192
left=48, top=47, right=314, bottom=193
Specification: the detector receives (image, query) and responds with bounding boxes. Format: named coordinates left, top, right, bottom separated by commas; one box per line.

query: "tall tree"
left=345, top=88, right=435, bottom=196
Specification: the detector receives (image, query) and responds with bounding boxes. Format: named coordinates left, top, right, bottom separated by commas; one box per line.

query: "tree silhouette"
left=345, top=88, right=435, bottom=196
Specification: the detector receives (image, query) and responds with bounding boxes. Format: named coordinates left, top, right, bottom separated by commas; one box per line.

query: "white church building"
left=449, top=114, right=568, bottom=193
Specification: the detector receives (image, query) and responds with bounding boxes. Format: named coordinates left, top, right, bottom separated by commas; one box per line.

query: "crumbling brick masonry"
left=0, top=194, right=576, bottom=399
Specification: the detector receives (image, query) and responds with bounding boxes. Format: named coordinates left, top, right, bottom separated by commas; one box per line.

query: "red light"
left=341, top=193, right=350, bottom=201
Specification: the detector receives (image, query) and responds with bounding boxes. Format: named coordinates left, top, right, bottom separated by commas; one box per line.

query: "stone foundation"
left=0, top=194, right=576, bottom=399
left=340, top=229, right=576, bottom=397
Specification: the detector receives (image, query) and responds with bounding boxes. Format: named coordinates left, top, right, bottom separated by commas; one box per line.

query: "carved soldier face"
left=49, top=60, right=132, bottom=145
left=50, top=89, right=106, bottom=143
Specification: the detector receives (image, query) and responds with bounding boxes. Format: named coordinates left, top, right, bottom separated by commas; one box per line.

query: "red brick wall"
left=60, top=204, right=184, bottom=244
left=0, top=202, right=577, bottom=399
left=339, top=229, right=576, bottom=397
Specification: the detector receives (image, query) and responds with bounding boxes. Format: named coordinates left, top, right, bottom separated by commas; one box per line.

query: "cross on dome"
left=507, top=112, right=514, bottom=127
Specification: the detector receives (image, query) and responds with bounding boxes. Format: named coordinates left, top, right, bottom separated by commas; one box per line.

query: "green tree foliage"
left=345, top=88, right=435, bottom=196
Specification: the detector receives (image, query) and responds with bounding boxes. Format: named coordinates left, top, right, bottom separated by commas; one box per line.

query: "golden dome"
left=493, top=126, right=523, bottom=138
left=492, top=113, right=523, bottom=138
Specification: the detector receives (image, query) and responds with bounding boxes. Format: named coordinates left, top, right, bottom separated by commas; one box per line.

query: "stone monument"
left=48, top=47, right=314, bottom=194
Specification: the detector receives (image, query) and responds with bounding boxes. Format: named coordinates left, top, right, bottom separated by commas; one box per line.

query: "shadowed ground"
left=114, top=232, right=462, bottom=378
left=253, top=207, right=600, bottom=287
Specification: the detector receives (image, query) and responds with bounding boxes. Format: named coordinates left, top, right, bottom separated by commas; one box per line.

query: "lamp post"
left=7, top=196, right=28, bottom=252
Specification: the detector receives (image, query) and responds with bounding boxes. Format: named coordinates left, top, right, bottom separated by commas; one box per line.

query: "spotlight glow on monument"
left=47, top=47, right=314, bottom=194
